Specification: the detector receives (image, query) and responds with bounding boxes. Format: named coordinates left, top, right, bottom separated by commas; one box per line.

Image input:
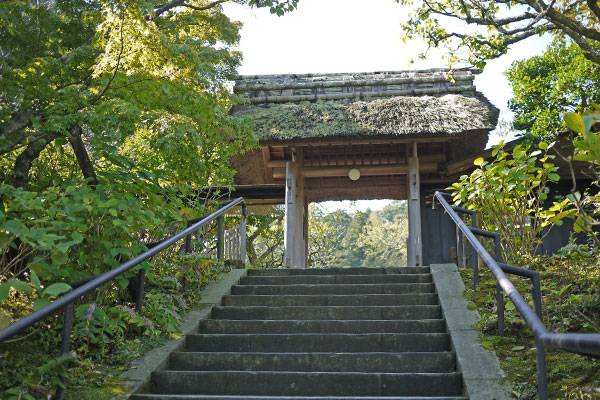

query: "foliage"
left=244, top=202, right=409, bottom=269
left=308, top=205, right=351, bottom=268
left=450, top=142, right=571, bottom=262
left=506, top=40, right=600, bottom=141
left=0, top=258, right=230, bottom=398
left=459, top=246, right=600, bottom=397
left=309, top=201, right=408, bottom=268
left=395, top=0, right=600, bottom=68
left=356, top=205, right=408, bottom=267
left=245, top=212, right=285, bottom=268
left=561, top=107, right=600, bottom=246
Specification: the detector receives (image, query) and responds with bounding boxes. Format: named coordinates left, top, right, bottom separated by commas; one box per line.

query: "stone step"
left=211, top=305, right=442, bottom=320
left=198, top=319, right=447, bottom=334
left=185, top=333, right=451, bottom=353
left=147, top=371, right=464, bottom=397
left=221, top=294, right=439, bottom=307
left=169, top=351, right=456, bottom=373
left=231, top=283, right=435, bottom=295
left=132, top=396, right=469, bottom=400
left=240, top=274, right=432, bottom=286
left=247, top=267, right=431, bottom=276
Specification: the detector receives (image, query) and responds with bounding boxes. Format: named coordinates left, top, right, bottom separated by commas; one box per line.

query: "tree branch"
left=153, top=0, right=227, bottom=19
left=13, top=132, right=61, bottom=189
left=587, top=0, right=600, bottom=19
left=1, top=112, right=33, bottom=139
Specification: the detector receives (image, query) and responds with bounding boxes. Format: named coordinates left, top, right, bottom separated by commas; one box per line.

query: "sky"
left=223, top=0, right=550, bottom=212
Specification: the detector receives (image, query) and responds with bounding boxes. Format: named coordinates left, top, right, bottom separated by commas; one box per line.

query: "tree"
left=308, top=205, right=351, bottom=267
left=396, top=0, right=600, bottom=68
left=506, top=40, right=600, bottom=140
left=357, top=207, right=408, bottom=267
left=0, top=0, right=298, bottom=190
left=246, top=212, right=285, bottom=268
left=0, top=0, right=298, bottom=290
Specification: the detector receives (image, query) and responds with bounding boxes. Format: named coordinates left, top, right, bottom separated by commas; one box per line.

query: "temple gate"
left=229, top=69, right=499, bottom=268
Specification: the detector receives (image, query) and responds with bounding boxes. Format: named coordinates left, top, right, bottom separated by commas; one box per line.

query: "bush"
left=450, top=141, right=571, bottom=262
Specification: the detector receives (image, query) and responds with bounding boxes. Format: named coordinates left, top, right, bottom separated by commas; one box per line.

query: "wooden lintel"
left=261, top=146, right=274, bottom=184
left=272, top=163, right=438, bottom=179
left=268, top=153, right=445, bottom=169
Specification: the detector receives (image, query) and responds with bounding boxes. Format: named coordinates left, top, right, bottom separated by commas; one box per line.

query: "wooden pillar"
left=407, top=142, right=423, bottom=266
left=284, top=150, right=307, bottom=268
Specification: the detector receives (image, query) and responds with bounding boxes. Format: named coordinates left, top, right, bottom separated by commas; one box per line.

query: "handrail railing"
left=0, top=197, right=246, bottom=399
left=433, top=191, right=600, bottom=399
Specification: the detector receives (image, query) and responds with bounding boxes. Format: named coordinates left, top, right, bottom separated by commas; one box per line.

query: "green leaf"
left=0, top=231, right=11, bottom=248
left=583, top=116, right=594, bottom=134
left=473, top=157, right=484, bottom=166
left=538, top=142, right=548, bottom=150
left=564, top=112, right=586, bottom=134
left=548, top=173, right=560, bottom=181
left=0, top=283, right=10, bottom=302
left=51, top=251, right=69, bottom=265
left=34, top=298, right=51, bottom=311
left=8, top=280, right=32, bottom=294
left=43, top=283, right=72, bottom=297
left=71, top=231, right=84, bottom=244
left=505, top=300, right=516, bottom=311
left=559, top=284, right=571, bottom=296
left=30, top=269, right=41, bottom=290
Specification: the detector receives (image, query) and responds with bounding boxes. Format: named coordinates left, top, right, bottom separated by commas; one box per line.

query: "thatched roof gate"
left=229, top=69, right=499, bottom=268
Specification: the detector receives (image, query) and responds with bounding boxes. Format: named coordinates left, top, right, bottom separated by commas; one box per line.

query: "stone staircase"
left=131, top=267, right=468, bottom=399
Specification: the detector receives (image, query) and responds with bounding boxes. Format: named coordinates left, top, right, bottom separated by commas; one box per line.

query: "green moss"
left=459, top=260, right=600, bottom=398
left=232, top=94, right=496, bottom=141
left=233, top=101, right=365, bottom=140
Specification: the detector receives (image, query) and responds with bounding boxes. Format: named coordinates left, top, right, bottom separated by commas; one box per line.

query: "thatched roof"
left=232, top=69, right=499, bottom=142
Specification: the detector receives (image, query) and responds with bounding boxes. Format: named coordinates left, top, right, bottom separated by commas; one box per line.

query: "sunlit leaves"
left=507, top=40, right=600, bottom=141
left=450, top=142, right=571, bottom=261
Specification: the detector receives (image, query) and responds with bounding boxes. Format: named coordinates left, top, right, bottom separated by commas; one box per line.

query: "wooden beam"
left=407, top=142, right=423, bottom=267
left=272, top=163, right=438, bottom=179
left=261, top=146, right=274, bottom=184
left=278, top=153, right=446, bottom=167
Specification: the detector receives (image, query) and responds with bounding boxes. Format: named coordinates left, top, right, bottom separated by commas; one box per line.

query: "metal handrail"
left=433, top=191, right=600, bottom=399
left=0, top=197, right=246, bottom=398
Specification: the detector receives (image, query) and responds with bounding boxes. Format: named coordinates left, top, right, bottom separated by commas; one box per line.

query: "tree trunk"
left=68, top=126, right=98, bottom=185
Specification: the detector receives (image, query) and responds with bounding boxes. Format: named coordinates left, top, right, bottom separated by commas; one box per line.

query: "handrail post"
left=535, top=336, right=548, bottom=399
left=240, top=203, right=247, bottom=267
left=135, top=268, right=145, bottom=315
left=456, top=224, right=463, bottom=268
left=185, top=220, right=192, bottom=254
left=496, top=282, right=505, bottom=336
left=54, top=302, right=74, bottom=400
left=217, top=214, right=224, bottom=262
left=494, top=234, right=504, bottom=336
left=531, top=271, right=547, bottom=399
left=471, top=211, right=479, bottom=289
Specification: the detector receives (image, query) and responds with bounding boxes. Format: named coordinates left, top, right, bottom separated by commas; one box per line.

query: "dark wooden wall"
left=419, top=184, right=588, bottom=265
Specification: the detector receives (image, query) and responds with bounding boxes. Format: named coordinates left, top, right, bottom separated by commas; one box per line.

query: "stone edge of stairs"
left=430, top=264, right=512, bottom=400
left=113, top=268, right=249, bottom=399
